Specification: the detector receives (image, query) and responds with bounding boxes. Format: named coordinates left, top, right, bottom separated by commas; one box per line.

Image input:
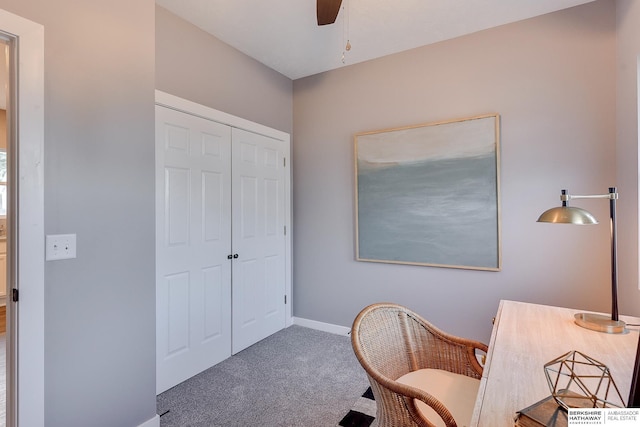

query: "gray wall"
left=616, top=1, right=640, bottom=328
left=155, top=5, right=293, bottom=135
left=293, top=0, right=623, bottom=342
left=0, top=1, right=157, bottom=426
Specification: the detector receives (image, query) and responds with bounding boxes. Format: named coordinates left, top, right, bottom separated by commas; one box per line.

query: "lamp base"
left=574, top=313, right=625, bottom=334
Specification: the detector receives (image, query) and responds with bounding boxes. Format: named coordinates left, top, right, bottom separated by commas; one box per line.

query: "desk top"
left=471, top=300, right=640, bottom=426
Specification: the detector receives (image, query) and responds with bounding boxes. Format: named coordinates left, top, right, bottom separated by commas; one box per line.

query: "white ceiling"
left=156, top=0, right=596, bottom=80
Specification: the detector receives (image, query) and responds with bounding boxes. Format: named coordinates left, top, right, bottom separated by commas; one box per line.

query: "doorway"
left=0, top=37, right=8, bottom=427
left=0, top=9, right=45, bottom=427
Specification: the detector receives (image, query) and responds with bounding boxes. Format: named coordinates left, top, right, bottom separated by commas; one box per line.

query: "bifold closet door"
left=155, top=105, right=232, bottom=394
left=231, top=128, right=287, bottom=354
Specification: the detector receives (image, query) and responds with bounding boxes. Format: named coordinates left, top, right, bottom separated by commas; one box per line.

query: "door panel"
left=156, top=105, right=232, bottom=394
left=164, top=272, right=190, bottom=355
left=165, top=167, right=190, bottom=246
left=231, top=128, right=287, bottom=354
left=202, top=172, right=223, bottom=241
left=203, top=266, right=225, bottom=339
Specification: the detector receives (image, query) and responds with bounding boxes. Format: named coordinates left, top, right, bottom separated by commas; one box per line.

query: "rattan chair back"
left=351, top=303, right=488, bottom=427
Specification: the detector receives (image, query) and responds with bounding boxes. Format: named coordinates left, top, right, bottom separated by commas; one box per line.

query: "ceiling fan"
left=317, top=0, right=343, bottom=25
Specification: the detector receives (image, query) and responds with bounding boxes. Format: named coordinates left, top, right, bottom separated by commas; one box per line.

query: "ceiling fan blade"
left=317, top=0, right=343, bottom=26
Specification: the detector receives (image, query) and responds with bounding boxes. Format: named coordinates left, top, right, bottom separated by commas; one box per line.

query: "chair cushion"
left=396, top=369, right=480, bottom=427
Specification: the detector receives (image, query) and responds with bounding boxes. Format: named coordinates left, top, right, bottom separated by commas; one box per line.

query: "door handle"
left=228, top=254, right=239, bottom=260
left=233, top=254, right=239, bottom=259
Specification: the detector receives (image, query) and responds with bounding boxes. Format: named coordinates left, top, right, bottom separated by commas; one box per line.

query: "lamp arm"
left=562, top=193, right=618, bottom=201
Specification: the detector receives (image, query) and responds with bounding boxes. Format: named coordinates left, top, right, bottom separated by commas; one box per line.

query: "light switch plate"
left=46, top=234, right=77, bottom=261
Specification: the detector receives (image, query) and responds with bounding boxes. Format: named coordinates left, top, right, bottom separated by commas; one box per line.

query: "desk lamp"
left=537, top=187, right=624, bottom=334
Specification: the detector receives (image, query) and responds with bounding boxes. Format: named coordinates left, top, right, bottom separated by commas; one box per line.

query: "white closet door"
left=231, top=128, right=287, bottom=354
left=155, top=105, right=232, bottom=394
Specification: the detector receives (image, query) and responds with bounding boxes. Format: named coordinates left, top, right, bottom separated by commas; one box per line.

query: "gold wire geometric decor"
left=544, top=350, right=625, bottom=410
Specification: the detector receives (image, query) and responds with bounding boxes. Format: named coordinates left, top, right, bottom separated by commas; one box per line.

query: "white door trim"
left=155, top=90, right=293, bottom=327
left=0, top=8, right=45, bottom=427
left=155, top=91, right=290, bottom=143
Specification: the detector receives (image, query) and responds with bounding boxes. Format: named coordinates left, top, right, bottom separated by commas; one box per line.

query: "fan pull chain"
left=342, top=0, right=351, bottom=63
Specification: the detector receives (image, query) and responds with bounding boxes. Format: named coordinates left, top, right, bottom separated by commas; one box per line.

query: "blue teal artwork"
left=355, top=115, right=500, bottom=270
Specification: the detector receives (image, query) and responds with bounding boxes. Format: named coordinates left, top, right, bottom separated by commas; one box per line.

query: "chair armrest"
left=374, top=375, right=458, bottom=427
left=418, top=328, right=488, bottom=379
left=466, top=340, right=489, bottom=377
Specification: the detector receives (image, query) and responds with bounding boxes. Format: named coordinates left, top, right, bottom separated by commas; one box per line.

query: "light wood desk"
left=471, top=300, right=640, bottom=426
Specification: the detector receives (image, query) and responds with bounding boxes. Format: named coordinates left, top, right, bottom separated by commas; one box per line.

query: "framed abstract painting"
left=354, top=114, right=501, bottom=271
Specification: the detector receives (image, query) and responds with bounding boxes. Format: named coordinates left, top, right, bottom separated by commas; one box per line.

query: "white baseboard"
left=292, top=317, right=351, bottom=336
left=138, top=414, right=160, bottom=427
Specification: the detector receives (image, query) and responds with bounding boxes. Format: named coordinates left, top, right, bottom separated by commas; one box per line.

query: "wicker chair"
left=351, top=303, right=488, bottom=427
